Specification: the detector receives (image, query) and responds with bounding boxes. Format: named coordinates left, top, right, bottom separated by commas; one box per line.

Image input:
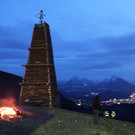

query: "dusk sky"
left=1, top=0, right=135, bottom=82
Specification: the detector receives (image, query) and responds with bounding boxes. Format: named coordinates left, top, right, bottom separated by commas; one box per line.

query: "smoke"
left=0, top=97, right=16, bottom=107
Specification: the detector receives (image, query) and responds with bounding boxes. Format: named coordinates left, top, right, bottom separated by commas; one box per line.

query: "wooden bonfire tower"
left=20, top=22, right=60, bottom=107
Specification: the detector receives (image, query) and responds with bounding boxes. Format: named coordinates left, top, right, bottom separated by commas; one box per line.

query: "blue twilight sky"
left=0, top=0, right=135, bottom=82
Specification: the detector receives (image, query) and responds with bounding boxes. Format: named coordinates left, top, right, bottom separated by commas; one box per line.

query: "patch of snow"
left=83, top=82, right=88, bottom=86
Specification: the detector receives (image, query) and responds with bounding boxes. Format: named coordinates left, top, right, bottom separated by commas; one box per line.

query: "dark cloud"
left=87, top=62, right=122, bottom=69
left=0, top=22, right=135, bottom=81
left=0, top=49, right=28, bottom=59
left=76, top=48, right=135, bottom=61
left=55, top=54, right=122, bottom=72
left=0, top=24, right=32, bottom=50
left=51, top=31, right=135, bottom=81
left=51, top=30, right=92, bottom=54
left=98, top=33, right=135, bottom=50
left=75, top=47, right=135, bottom=67
left=76, top=52, right=112, bottom=58
left=0, top=39, right=28, bottom=50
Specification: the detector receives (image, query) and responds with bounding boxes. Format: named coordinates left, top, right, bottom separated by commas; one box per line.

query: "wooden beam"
left=22, top=64, right=54, bottom=67
left=20, top=82, right=50, bottom=85
left=32, top=40, right=45, bottom=43
left=28, top=47, right=47, bottom=50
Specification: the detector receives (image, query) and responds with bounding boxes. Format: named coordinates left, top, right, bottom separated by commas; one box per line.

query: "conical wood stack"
left=20, top=22, right=60, bottom=107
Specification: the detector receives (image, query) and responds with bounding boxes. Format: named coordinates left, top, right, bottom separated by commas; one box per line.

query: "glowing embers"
left=0, top=107, right=23, bottom=121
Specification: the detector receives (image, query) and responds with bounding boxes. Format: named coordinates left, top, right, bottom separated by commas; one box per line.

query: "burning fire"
left=0, top=107, right=23, bottom=121
left=0, top=98, right=23, bottom=121
left=0, top=107, right=16, bottom=119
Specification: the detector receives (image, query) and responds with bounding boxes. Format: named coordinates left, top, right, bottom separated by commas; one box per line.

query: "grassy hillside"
left=0, top=106, right=135, bottom=135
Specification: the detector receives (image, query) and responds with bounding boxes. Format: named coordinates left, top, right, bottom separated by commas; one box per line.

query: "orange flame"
left=0, top=107, right=17, bottom=120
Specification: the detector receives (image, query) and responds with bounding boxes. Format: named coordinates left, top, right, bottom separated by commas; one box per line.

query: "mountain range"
left=0, top=70, right=135, bottom=102
left=58, top=76, right=135, bottom=101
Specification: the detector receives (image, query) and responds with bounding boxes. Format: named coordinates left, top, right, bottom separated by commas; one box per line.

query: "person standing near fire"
left=92, top=95, right=102, bottom=125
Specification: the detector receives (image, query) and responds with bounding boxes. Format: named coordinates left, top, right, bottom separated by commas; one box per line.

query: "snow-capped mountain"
left=58, top=76, right=135, bottom=92
left=98, top=76, right=135, bottom=92
left=101, top=76, right=122, bottom=83
left=67, top=77, right=95, bottom=87
left=58, top=76, right=135, bottom=100
left=58, top=76, right=95, bottom=90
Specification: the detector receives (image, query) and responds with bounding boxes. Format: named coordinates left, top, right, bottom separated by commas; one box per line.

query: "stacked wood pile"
left=20, top=23, right=60, bottom=107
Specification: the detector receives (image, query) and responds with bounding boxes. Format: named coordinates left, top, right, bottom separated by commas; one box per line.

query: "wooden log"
left=28, top=47, right=47, bottom=50
left=20, top=82, right=49, bottom=85
left=22, top=64, right=54, bottom=67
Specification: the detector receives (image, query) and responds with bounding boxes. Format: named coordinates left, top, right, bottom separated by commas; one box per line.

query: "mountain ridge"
left=58, top=76, right=135, bottom=101
left=0, top=71, right=135, bottom=101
